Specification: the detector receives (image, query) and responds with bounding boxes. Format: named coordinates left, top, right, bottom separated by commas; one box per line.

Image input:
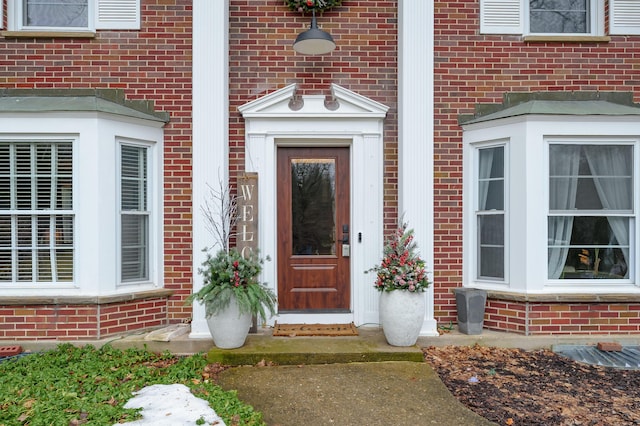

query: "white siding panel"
left=480, top=0, right=523, bottom=34
left=96, top=0, right=140, bottom=30
left=610, top=0, right=640, bottom=35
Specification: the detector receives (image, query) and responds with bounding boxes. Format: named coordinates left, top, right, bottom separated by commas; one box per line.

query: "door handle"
left=342, top=224, right=350, bottom=257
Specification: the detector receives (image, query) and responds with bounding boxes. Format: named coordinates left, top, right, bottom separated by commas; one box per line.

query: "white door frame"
left=239, top=84, right=388, bottom=326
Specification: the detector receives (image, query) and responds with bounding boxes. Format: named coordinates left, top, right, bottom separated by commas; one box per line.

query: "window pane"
left=548, top=216, right=629, bottom=279
left=550, top=144, right=633, bottom=211
left=121, top=145, right=149, bottom=282
left=121, top=145, right=147, bottom=211
left=480, top=247, right=505, bottom=279
left=530, top=0, right=588, bottom=33
left=0, top=142, right=73, bottom=284
left=0, top=215, right=10, bottom=281
left=0, top=145, right=10, bottom=210
left=291, top=159, right=336, bottom=256
left=25, top=0, right=89, bottom=28
left=37, top=249, right=52, bottom=282
left=478, top=214, right=504, bottom=279
left=17, top=250, right=33, bottom=281
left=121, top=215, right=148, bottom=281
left=478, top=146, right=504, bottom=210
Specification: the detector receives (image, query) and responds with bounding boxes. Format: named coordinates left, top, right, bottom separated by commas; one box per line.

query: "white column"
left=190, top=0, right=229, bottom=338
left=398, top=0, right=438, bottom=335
left=354, top=133, right=385, bottom=326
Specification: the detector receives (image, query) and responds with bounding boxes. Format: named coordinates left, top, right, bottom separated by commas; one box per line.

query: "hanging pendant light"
left=293, top=9, right=336, bottom=55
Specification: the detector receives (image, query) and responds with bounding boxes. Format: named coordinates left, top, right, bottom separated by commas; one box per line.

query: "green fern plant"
left=188, top=248, right=276, bottom=323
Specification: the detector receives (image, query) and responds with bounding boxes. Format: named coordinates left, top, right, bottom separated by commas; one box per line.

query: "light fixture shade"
left=293, top=11, right=336, bottom=55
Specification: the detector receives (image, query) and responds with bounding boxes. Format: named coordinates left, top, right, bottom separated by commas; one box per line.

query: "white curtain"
left=478, top=149, right=495, bottom=210
left=548, top=145, right=581, bottom=279
left=584, top=145, right=631, bottom=278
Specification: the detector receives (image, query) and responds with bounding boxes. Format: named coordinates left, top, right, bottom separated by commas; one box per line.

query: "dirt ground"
left=423, top=345, right=640, bottom=426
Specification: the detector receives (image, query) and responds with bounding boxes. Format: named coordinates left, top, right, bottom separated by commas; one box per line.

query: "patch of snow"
left=117, top=384, right=225, bottom=426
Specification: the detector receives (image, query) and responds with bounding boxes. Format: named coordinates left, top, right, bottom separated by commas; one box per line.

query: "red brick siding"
left=434, top=0, right=640, bottom=326
left=99, top=299, right=168, bottom=338
left=0, top=299, right=167, bottom=340
left=229, top=0, right=399, bottom=228
left=0, top=1, right=193, bottom=334
left=485, top=300, right=640, bottom=335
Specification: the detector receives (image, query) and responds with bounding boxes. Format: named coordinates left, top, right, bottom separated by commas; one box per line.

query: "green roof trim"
left=0, top=88, right=169, bottom=123
left=459, top=92, right=640, bottom=125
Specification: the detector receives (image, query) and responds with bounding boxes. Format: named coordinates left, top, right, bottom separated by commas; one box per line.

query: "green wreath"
left=285, top=0, right=342, bottom=14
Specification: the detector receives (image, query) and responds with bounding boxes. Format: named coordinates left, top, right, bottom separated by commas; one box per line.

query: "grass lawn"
left=0, top=344, right=265, bottom=425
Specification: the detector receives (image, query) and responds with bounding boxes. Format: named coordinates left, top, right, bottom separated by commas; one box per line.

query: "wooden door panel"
left=277, top=147, right=350, bottom=312
left=291, top=263, right=337, bottom=288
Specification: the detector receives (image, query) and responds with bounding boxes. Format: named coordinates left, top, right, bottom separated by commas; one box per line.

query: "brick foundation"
left=0, top=291, right=172, bottom=340
left=484, top=297, right=640, bottom=335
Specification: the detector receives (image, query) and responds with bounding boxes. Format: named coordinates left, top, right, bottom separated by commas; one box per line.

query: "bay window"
left=0, top=90, right=165, bottom=296
left=462, top=92, right=640, bottom=294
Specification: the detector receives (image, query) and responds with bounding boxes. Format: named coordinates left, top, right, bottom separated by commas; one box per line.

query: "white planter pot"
left=379, top=290, right=425, bottom=346
left=205, top=296, right=252, bottom=349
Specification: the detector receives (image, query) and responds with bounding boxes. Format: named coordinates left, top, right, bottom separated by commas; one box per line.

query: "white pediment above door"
left=238, top=83, right=389, bottom=119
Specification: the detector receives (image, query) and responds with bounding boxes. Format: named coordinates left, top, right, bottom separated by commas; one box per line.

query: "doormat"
left=272, top=322, right=359, bottom=337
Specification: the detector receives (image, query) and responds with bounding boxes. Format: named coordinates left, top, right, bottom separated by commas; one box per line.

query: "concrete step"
left=207, top=328, right=424, bottom=366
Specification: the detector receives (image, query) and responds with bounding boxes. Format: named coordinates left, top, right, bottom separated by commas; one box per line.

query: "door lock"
left=342, top=224, right=350, bottom=257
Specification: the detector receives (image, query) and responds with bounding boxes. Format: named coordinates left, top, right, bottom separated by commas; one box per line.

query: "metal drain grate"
left=553, top=345, right=640, bottom=370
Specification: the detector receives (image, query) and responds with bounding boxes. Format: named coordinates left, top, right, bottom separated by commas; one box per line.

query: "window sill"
left=1, top=31, right=96, bottom=39
left=0, top=288, right=173, bottom=305
left=486, top=289, right=640, bottom=303
left=523, top=35, right=611, bottom=43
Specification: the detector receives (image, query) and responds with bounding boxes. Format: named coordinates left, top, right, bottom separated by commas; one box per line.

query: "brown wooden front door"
left=276, top=147, right=350, bottom=312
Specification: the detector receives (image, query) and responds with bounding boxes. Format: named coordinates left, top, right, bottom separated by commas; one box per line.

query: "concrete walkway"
left=4, top=326, right=640, bottom=426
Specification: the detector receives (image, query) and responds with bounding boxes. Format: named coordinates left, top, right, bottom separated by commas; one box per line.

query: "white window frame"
left=545, top=137, right=636, bottom=287
left=480, top=0, right=607, bottom=36
left=117, top=138, right=156, bottom=287
left=7, top=0, right=141, bottom=32
left=474, top=142, right=508, bottom=283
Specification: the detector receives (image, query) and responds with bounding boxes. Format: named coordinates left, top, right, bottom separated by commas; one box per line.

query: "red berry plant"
left=367, top=221, right=430, bottom=293
left=187, top=181, right=276, bottom=324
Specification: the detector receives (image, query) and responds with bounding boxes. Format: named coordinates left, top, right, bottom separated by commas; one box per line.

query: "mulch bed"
left=423, top=345, right=640, bottom=425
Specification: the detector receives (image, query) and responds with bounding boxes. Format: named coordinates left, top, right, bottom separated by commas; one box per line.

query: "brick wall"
left=228, top=0, right=399, bottom=228
left=0, top=299, right=167, bottom=340
left=0, top=1, right=193, bottom=336
left=434, top=0, right=640, bottom=329
left=485, top=300, right=640, bottom=335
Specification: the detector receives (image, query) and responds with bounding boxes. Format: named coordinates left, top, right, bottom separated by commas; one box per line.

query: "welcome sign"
left=236, top=172, right=258, bottom=258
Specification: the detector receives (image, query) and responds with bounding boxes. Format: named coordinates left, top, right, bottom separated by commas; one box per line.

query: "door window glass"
left=291, top=158, right=336, bottom=256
